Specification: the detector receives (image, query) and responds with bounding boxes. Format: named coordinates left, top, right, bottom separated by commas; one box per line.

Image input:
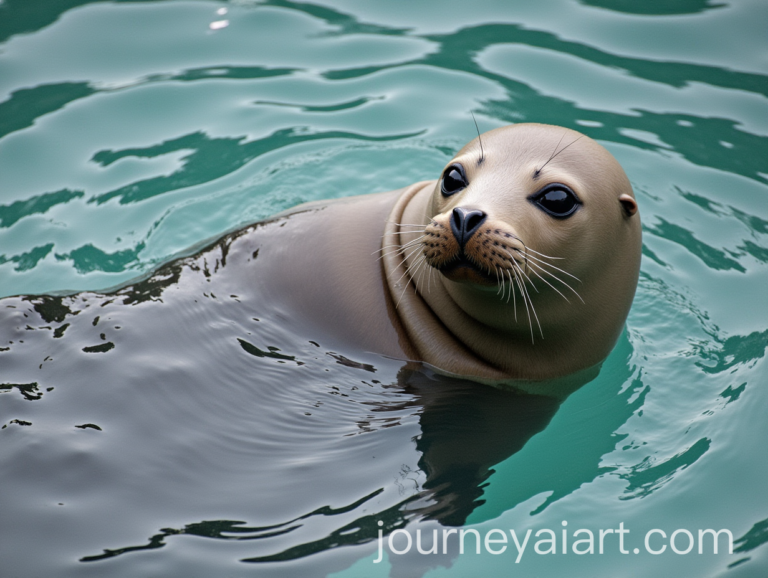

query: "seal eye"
left=441, top=164, right=467, bottom=196
left=530, top=184, right=581, bottom=219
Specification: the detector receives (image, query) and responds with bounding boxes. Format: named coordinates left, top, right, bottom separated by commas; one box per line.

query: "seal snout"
left=422, top=206, right=525, bottom=286
left=450, top=207, right=487, bottom=248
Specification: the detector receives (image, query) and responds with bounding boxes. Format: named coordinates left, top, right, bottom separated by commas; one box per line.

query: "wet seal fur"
left=264, top=123, right=641, bottom=395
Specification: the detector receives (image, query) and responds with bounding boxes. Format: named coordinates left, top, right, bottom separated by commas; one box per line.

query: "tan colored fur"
left=261, top=124, right=641, bottom=395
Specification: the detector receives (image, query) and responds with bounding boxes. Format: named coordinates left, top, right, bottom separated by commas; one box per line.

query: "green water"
left=1, top=0, right=766, bottom=577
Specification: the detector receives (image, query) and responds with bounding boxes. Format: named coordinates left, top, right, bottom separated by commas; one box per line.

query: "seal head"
left=382, top=123, right=641, bottom=390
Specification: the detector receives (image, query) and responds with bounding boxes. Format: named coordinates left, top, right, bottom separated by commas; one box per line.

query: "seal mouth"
left=438, top=256, right=497, bottom=285
left=420, top=214, right=528, bottom=287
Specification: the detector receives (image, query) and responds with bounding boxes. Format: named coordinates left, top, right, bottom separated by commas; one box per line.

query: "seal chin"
left=438, top=258, right=497, bottom=286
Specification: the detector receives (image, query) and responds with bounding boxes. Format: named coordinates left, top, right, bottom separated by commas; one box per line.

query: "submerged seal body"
left=254, top=123, right=641, bottom=390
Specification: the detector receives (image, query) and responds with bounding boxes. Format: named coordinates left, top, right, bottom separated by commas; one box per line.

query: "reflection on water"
left=645, top=217, right=746, bottom=272
left=0, top=0, right=140, bottom=43
left=0, top=82, right=96, bottom=139
left=0, top=241, right=55, bottom=271
left=71, top=368, right=560, bottom=566
left=90, top=127, right=422, bottom=206
left=403, top=370, right=558, bottom=526
left=466, top=330, right=645, bottom=523
left=579, top=0, right=726, bottom=16
left=732, top=518, right=768, bottom=569
left=619, top=437, right=710, bottom=499
left=0, top=188, right=84, bottom=228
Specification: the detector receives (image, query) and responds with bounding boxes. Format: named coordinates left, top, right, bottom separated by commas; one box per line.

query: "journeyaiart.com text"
left=373, top=521, right=733, bottom=564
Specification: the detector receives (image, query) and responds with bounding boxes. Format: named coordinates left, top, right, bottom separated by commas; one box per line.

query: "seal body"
left=252, top=123, right=641, bottom=391
left=242, top=188, right=416, bottom=358
left=1, top=124, right=640, bottom=394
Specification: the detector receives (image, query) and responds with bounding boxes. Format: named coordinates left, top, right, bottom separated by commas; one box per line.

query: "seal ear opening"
left=619, top=194, right=638, bottom=217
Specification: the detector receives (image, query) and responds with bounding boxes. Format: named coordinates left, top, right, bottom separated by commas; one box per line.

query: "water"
left=1, top=0, right=767, bottom=576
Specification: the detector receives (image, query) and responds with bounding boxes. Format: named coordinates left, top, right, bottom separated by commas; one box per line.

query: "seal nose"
left=450, top=207, right=487, bottom=248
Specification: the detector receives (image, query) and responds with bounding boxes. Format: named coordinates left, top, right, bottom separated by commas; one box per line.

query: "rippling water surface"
left=1, top=1, right=766, bottom=576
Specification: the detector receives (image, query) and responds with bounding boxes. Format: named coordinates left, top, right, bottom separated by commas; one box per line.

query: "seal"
left=0, top=123, right=640, bottom=397
left=0, top=124, right=641, bottom=576
left=255, top=122, right=641, bottom=392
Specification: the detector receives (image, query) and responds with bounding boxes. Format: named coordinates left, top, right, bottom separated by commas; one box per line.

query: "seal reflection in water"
left=0, top=124, right=641, bottom=558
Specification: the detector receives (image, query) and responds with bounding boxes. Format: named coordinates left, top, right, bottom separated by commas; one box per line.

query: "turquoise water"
left=1, top=0, right=767, bottom=576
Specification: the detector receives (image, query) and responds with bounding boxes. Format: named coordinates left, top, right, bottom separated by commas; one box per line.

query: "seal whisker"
left=379, top=228, right=427, bottom=241
left=426, top=260, right=434, bottom=294
left=520, top=251, right=581, bottom=283
left=378, top=245, right=422, bottom=259
left=526, top=259, right=585, bottom=303
left=515, top=262, right=543, bottom=335
left=526, top=261, right=571, bottom=303
left=522, top=246, right=565, bottom=261
left=427, top=261, right=437, bottom=294
left=495, top=246, right=580, bottom=309
left=504, top=240, right=567, bottom=265
left=389, top=244, right=424, bottom=286
left=417, top=259, right=433, bottom=295
left=535, top=132, right=565, bottom=178
left=379, top=235, right=425, bottom=252
left=534, top=133, right=584, bottom=177
left=520, top=269, right=544, bottom=339
left=496, top=266, right=505, bottom=293
left=386, top=221, right=429, bottom=228
left=507, top=269, right=518, bottom=317
left=376, top=247, right=411, bottom=261
left=396, top=252, right=428, bottom=308
left=497, top=266, right=509, bottom=302
left=514, top=260, right=540, bottom=294
left=510, top=266, right=530, bottom=333
left=382, top=223, right=428, bottom=235
left=513, top=261, right=543, bottom=341
left=377, top=235, right=426, bottom=259
left=511, top=265, right=535, bottom=341
left=471, top=111, right=485, bottom=164
left=400, top=244, right=431, bottom=284
left=394, top=256, right=423, bottom=303
left=516, top=251, right=584, bottom=302
left=377, top=244, right=421, bottom=260
left=377, top=244, right=416, bottom=259
left=409, top=252, right=430, bottom=293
